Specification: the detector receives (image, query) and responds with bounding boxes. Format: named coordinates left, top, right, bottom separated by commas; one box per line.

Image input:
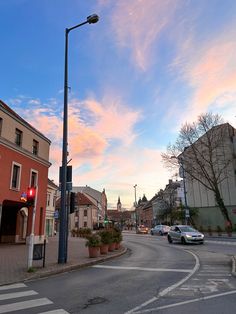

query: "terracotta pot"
left=88, top=246, right=99, bottom=258
left=108, top=242, right=116, bottom=252
left=115, top=242, right=121, bottom=250
left=100, top=244, right=109, bottom=255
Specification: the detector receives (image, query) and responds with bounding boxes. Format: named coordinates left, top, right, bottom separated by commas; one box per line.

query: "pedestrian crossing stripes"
left=0, top=283, right=69, bottom=314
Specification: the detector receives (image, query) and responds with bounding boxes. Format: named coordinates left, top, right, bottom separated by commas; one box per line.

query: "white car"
left=167, top=225, right=204, bottom=244
left=150, top=225, right=170, bottom=236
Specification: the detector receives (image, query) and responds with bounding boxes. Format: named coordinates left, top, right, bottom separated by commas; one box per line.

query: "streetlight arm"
left=67, top=21, right=89, bottom=33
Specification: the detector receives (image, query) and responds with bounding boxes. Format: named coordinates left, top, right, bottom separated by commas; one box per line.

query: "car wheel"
left=151, top=231, right=153, bottom=235
left=168, top=235, right=172, bottom=243
left=181, top=237, right=186, bottom=245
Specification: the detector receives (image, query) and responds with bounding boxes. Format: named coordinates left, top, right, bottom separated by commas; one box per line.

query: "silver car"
left=150, top=225, right=170, bottom=236
left=167, top=225, right=204, bottom=244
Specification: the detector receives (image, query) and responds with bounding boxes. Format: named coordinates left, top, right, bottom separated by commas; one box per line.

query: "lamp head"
left=87, top=14, right=99, bottom=24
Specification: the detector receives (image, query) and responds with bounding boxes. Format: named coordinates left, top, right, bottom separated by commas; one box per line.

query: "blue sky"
left=1, top=0, right=236, bottom=208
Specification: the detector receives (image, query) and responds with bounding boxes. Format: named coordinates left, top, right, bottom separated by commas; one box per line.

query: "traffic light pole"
left=27, top=188, right=37, bottom=269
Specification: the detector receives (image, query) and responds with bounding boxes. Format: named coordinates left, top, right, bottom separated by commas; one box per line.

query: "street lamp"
left=58, top=14, right=99, bottom=264
left=171, top=156, right=189, bottom=225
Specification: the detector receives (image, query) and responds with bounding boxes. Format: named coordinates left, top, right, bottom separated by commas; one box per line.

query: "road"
left=0, top=233, right=236, bottom=313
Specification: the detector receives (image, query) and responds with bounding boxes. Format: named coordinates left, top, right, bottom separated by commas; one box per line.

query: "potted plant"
left=99, top=230, right=112, bottom=254
left=113, top=229, right=123, bottom=250
left=85, top=233, right=101, bottom=258
left=107, top=229, right=116, bottom=252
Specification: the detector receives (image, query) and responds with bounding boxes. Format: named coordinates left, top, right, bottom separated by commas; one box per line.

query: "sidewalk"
left=0, top=236, right=126, bottom=286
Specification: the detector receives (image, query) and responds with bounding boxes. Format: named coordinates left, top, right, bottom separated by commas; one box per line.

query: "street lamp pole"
left=134, top=184, right=138, bottom=230
left=180, top=161, right=189, bottom=225
left=58, top=14, right=99, bottom=264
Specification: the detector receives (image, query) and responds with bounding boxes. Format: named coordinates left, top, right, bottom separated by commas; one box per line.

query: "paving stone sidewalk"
left=0, top=236, right=126, bottom=286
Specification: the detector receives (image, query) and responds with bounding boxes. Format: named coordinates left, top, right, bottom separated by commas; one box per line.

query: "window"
left=47, top=193, right=50, bottom=206
left=32, top=139, right=39, bottom=155
left=84, top=222, right=87, bottom=227
left=30, top=170, right=38, bottom=187
left=11, top=162, right=21, bottom=190
left=84, top=209, right=87, bottom=217
left=0, top=117, right=2, bottom=136
left=15, top=128, right=22, bottom=146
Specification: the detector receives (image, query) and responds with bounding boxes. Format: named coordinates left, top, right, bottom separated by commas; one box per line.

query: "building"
left=0, top=100, right=51, bottom=243
left=72, top=186, right=107, bottom=224
left=45, top=179, right=58, bottom=237
left=182, top=123, right=236, bottom=229
left=70, top=192, right=99, bottom=230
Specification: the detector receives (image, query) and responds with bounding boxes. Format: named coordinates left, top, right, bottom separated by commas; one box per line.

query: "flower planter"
left=88, top=246, right=100, bottom=258
left=114, top=242, right=121, bottom=250
left=100, top=244, right=109, bottom=255
left=108, top=242, right=116, bottom=252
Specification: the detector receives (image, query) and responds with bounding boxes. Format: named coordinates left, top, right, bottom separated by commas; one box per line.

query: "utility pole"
left=134, top=184, right=138, bottom=230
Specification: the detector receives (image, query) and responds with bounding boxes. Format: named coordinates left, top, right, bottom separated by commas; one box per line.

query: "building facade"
left=45, top=179, right=58, bottom=237
left=182, top=123, right=236, bottom=229
left=0, top=100, right=51, bottom=243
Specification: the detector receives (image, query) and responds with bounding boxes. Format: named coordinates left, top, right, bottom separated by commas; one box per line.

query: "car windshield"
left=179, top=226, right=197, bottom=232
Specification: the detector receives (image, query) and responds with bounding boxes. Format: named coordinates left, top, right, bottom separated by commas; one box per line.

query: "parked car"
left=150, top=225, right=170, bottom=236
left=167, top=225, right=204, bottom=245
left=137, top=225, right=149, bottom=234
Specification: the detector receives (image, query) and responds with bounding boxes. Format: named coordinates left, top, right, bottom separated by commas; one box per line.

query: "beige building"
left=45, top=179, right=58, bottom=237
left=182, top=123, right=236, bottom=228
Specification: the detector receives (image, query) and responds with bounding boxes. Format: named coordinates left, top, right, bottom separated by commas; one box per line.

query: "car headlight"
left=186, top=234, right=192, bottom=238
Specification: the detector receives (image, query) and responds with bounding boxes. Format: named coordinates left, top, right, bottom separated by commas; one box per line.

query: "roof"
left=72, top=186, right=102, bottom=203
left=76, top=192, right=95, bottom=206
left=0, top=99, right=51, bottom=144
left=48, top=179, right=59, bottom=189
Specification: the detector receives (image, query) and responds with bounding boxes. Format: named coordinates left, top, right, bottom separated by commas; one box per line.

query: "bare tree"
left=162, top=112, right=233, bottom=229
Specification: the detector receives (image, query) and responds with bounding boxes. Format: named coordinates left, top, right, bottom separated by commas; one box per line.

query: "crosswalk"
left=0, top=283, right=69, bottom=314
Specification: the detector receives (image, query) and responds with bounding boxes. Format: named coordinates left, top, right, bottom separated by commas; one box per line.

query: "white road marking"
left=93, top=265, right=191, bottom=273
left=0, top=283, right=26, bottom=291
left=39, top=310, right=69, bottom=314
left=133, top=290, right=236, bottom=313
left=0, top=290, right=38, bottom=301
left=0, top=298, right=53, bottom=313
left=124, top=250, right=200, bottom=314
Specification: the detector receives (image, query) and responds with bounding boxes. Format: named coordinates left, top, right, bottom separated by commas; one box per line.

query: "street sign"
left=185, top=209, right=190, bottom=218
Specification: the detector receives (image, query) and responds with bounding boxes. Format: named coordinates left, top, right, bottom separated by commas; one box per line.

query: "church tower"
left=117, top=196, right=122, bottom=211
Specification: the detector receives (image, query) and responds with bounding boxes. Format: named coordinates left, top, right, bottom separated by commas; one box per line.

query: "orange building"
left=0, top=100, right=51, bottom=244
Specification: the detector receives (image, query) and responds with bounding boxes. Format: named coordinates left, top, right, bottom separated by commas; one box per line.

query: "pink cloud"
left=106, top=0, right=180, bottom=71
left=173, top=28, right=236, bottom=123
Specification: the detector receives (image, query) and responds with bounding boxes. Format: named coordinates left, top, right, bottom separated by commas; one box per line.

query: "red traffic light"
left=27, top=187, right=36, bottom=206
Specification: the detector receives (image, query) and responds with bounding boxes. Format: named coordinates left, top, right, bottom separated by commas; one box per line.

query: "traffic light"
left=27, top=187, right=36, bottom=206
left=70, top=192, right=76, bottom=214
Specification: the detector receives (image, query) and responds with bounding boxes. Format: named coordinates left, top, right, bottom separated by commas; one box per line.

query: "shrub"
left=99, top=230, right=113, bottom=245
left=85, top=234, right=101, bottom=247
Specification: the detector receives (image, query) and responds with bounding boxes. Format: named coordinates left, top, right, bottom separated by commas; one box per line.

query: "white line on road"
left=0, top=298, right=53, bottom=314
left=133, top=290, right=236, bottom=313
left=93, top=265, right=191, bottom=273
left=39, top=310, right=70, bottom=314
left=0, top=290, right=38, bottom=301
left=0, top=283, right=26, bottom=291
left=124, top=250, right=200, bottom=314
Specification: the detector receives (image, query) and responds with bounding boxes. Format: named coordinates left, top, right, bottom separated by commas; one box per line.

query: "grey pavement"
left=0, top=235, right=126, bottom=286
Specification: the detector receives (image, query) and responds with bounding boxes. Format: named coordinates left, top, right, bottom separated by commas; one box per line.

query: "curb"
left=24, top=247, right=127, bottom=283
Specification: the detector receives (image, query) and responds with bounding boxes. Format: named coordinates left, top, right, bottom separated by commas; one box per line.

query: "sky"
left=1, top=0, right=236, bottom=209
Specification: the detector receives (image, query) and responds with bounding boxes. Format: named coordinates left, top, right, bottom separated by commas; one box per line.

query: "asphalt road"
left=1, top=234, right=236, bottom=313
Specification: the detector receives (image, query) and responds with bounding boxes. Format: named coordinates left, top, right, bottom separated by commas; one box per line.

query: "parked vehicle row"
left=150, top=225, right=170, bottom=236
left=136, top=224, right=204, bottom=245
